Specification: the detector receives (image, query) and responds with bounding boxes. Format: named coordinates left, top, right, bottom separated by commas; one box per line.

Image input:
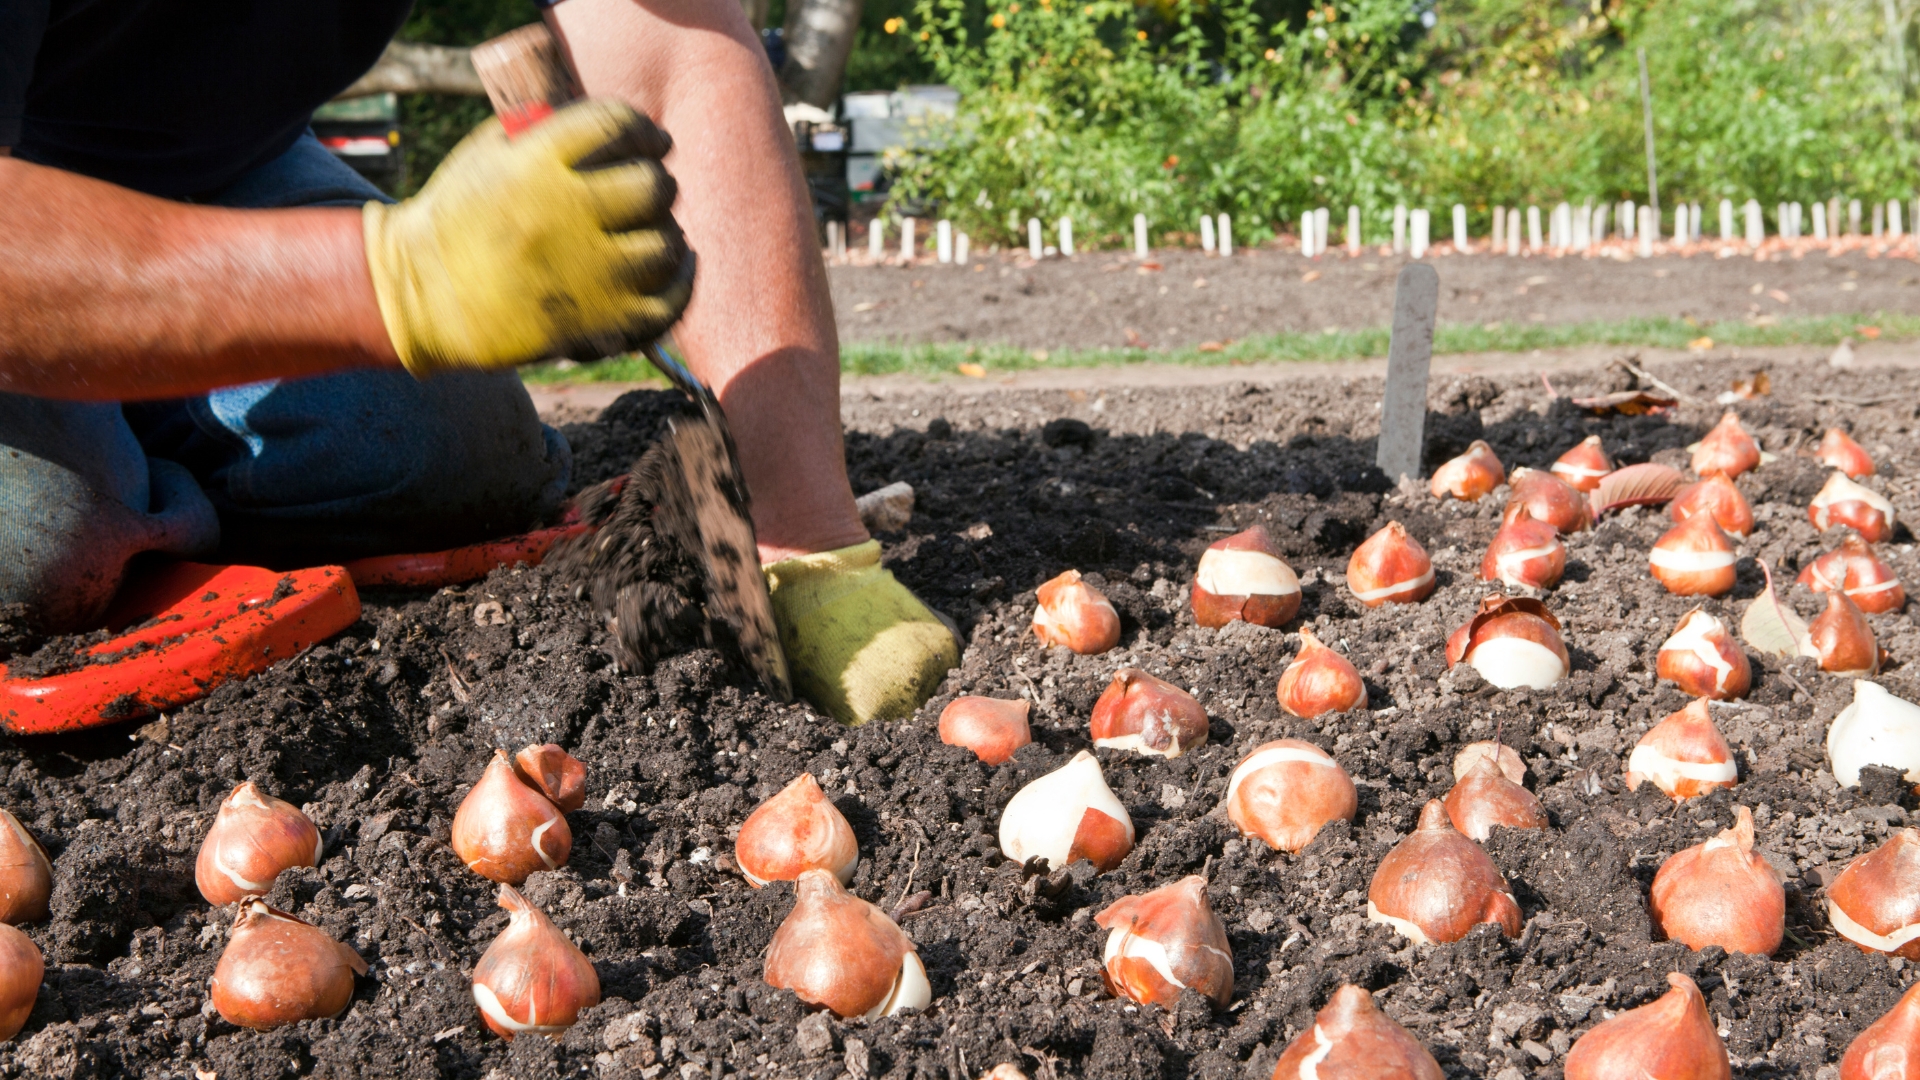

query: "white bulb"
left=997, top=751, right=1133, bottom=870
left=1828, top=680, right=1920, bottom=787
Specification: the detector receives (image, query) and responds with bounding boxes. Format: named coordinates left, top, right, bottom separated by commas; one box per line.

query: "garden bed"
left=4, top=355, right=1920, bottom=1079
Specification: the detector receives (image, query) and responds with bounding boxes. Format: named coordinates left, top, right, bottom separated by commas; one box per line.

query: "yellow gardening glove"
left=362, top=99, right=693, bottom=377
left=765, top=541, right=960, bottom=726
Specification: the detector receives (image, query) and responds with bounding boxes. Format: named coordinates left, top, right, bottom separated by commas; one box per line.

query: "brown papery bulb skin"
left=1551, top=435, right=1615, bottom=493
left=763, top=869, right=929, bottom=1020
left=1443, top=595, right=1570, bottom=690
left=1366, top=800, right=1522, bottom=945
left=1270, top=984, right=1445, bottom=1080
left=1452, top=741, right=1526, bottom=785
left=1820, top=428, right=1877, bottom=478
left=451, top=750, right=572, bottom=885
left=1828, top=829, right=1920, bottom=959
left=1276, top=627, right=1367, bottom=719
left=1225, top=739, right=1358, bottom=853
left=1090, top=669, right=1209, bottom=758
left=1505, top=467, right=1592, bottom=534
left=1563, top=972, right=1730, bottom=1080
left=1430, top=440, right=1505, bottom=501
left=1032, top=570, right=1122, bottom=654
left=1691, top=411, right=1762, bottom=479
left=1625, top=698, right=1738, bottom=801
left=0, top=924, right=36, bottom=1040
left=194, top=782, right=322, bottom=906
left=513, top=744, right=587, bottom=813
left=1655, top=608, right=1752, bottom=701
left=938, top=696, right=1032, bottom=765
left=1670, top=473, right=1755, bottom=538
left=1096, top=876, right=1234, bottom=1009
left=1843, top=981, right=1920, bottom=1080
left=1190, top=525, right=1301, bottom=629
left=1346, top=522, right=1435, bottom=607
left=1811, top=472, right=1898, bottom=543
left=1479, top=509, right=1566, bottom=590
left=471, top=884, right=601, bottom=1040
left=0, top=809, right=51, bottom=925
left=1649, top=512, right=1739, bottom=597
left=209, top=901, right=367, bottom=1030
left=1800, top=535, right=1906, bottom=614
left=1649, top=806, right=1784, bottom=955
left=1444, top=756, right=1547, bottom=841
left=1808, top=589, right=1881, bottom=676
left=734, top=773, right=859, bottom=888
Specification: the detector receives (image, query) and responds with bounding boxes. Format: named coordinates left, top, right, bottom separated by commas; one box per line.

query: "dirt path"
left=825, top=244, right=1920, bottom=352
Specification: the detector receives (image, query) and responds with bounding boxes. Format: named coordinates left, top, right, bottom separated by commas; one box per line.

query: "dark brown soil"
left=5, top=357, right=1920, bottom=1079
left=828, top=246, right=1920, bottom=351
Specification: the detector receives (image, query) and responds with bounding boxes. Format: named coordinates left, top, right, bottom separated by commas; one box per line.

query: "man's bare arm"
left=547, top=0, right=868, bottom=561
left=0, top=156, right=398, bottom=400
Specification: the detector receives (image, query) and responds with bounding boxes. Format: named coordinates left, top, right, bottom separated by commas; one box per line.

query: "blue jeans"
left=0, top=134, right=571, bottom=630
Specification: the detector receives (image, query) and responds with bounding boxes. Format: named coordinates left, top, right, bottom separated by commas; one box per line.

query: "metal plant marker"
left=1377, top=263, right=1439, bottom=483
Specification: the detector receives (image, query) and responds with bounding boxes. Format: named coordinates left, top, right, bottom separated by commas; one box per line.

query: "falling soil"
left=828, top=245, right=1920, bottom=352
left=7, top=355, right=1920, bottom=1079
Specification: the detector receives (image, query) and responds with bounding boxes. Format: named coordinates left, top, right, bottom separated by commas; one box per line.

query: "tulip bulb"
left=1655, top=609, right=1752, bottom=700
left=763, top=868, right=931, bottom=1020
left=1827, top=829, right=1920, bottom=959
left=1689, top=410, right=1762, bottom=478
left=193, top=782, right=322, bottom=906
left=1649, top=805, right=1784, bottom=955
left=1551, top=435, right=1614, bottom=493
left=0, top=809, right=50, bottom=925
left=1649, top=512, right=1738, bottom=596
left=1504, top=467, right=1592, bottom=533
left=1366, top=800, right=1522, bottom=945
left=0, top=924, right=37, bottom=1040
left=1479, top=509, right=1566, bottom=590
left=938, top=696, right=1032, bottom=765
left=1811, top=471, right=1897, bottom=542
left=1346, top=522, right=1435, bottom=607
left=997, top=750, right=1134, bottom=873
left=209, top=900, right=367, bottom=1029
left=1799, top=535, right=1905, bottom=614
left=1090, top=668, right=1209, bottom=758
left=1032, top=570, right=1122, bottom=654
left=1563, top=972, right=1729, bottom=1080
left=1444, top=756, right=1546, bottom=841
left=1271, top=984, right=1446, bottom=1080
left=1626, top=699, right=1738, bottom=801
left=1803, top=589, right=1881, bottom=676
left=472, top=884, right=601, bottom=1039
left=1430, top=440, right=1505, bottom=501
left=734, top=773, right=858, bottom=888
left=1670, top=473, right=1754, bottom=538
left=1224, top=739, right=1358, bottom=853
left=1827, top=680, right=1920, bottom=787
left=451, top=749, right=572, bottom=884
left=1444, top=595, right=1569, bottom=690
left=1452, top=741, right=1526, bottom=785
left=1843, top=981, right=1920, bottom=1080
left=1190, top=526, right=1300, bottom=629
left=1819, top=428, right=1877, bottom=478
left=1276, top=628, right=1366, bottom=719
left=1096, top=875, right=1233, bottom=1009
left=513, top=744, right=587, bottom=813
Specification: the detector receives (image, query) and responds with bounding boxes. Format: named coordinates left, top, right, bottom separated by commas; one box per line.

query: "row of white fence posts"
left=856, top=194, right=1920, bottom=264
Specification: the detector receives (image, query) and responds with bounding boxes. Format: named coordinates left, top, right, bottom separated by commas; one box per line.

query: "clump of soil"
left=3, top=354, right=1919, bottom=1079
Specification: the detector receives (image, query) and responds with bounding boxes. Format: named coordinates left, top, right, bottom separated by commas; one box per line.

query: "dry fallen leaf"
left=1688, top=336, right=1715, bottom=352
left=1858, top=324, right=1882, bottom=339
left=1571, top=389, right=1678, bottom=416
left=1136, top=261, right=1164, bottom=273
left=1197, top=341, right=1225, bottom=353
left=1302, top=270, right=1322, bottom=282
left=1124, top=328, right=1147, bottom=348
left=1720, top=371, right=1771, bottom=400
left=1588, top=462, right=1688, bottom=515
left=957, top=363, right=987, bottom=378
left=1742, top=560, right=1810, bottom=659
left=1768, top=288, right=1791, bottom=304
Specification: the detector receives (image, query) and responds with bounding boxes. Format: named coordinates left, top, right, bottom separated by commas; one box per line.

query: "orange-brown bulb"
left=1827, top=828, right=1920, bottom=959
left=1670, top=473, right=1754, bottom=537
left=1563, top=972, right=1730, bottom=1080
left=1819, top=428, right=1876, bottom=479
left=513, top=744, right=587, bottom=813
left=1479, top=509, right=1566, bottom=590
left=1224, top=739, right=1357, bottom=853
left=1096, top=876, right=1233, bottom=1009
left=1806, top=589, right=1881, bottom=675
left=763, top=869, right=931, bottom=1020
left=451, top=749, right=572, bottom=884
left=1270, top=985, right=1445, bottom=1080
left=209, top=901, right=367, bottom=1029
left=1625, top=698, right=1738, bottom=801
left=1443, top=756, right=1547, bottom=841
left=1690, top=411, right=1761, bottom=478
left=0, top=809, right=50, bottom=925
left=1811, top=472, right=1897, bottom=542
left=1843, top=982, right=1920, bottom=1080
left=1430, top=440, right=1504, bottom=501
left=1089, top=668, right=1209, bottom=758
left=1649, top=806, right=1784, bottom=955
left=1649, top=512, right=1738, bottom=596
left=194, top=782, right=322, bottom=906
left=471, top=884, right=601, bottom=1039
left=733, top=773, right=859, bottom=888
left=0, top=923, right=40, bottom=1040
left=1276, top=627, right=1366, bottom=719
left=1366, top=800, right=1522, bottom=945
left=1800, top=534, right=1906, bottom=614
left=1504, top=467, right=1592, bottom=533
left=1655, top=609, right=1752, bottom=701
left=1032, top=570, right=1121, bottom=654
left=1191, top=525, right=1301, bottom=629
left=1551, top=435, right=1613, bottom=492
left=1444, top=595, right=1569, bottom=690
left=938, top=696, right=1032, bottom=765
left=1347, top=522, right=1434, bottom=607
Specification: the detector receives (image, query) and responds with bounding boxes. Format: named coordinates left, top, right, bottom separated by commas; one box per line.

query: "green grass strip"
left=520, top=311, right=1920, bottom=384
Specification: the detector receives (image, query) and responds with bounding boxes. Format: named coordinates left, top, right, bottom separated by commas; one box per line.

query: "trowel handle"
left=471, top=24, right=708, bottom=402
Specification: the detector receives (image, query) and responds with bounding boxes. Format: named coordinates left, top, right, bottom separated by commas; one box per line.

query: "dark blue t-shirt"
left=0, top=0, right=412, bottom=197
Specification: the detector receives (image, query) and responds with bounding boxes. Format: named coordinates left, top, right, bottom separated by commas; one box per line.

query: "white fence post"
left=1200, top=214, right=1216, bottom=253
left=1453, top=204, right=1469, bottom=252
left=1216, top=213, right=1232, bottom=257
left=1637, top=205, right=1654, bottom=257
left=1059, top=217, right=1074, bottom=257
left=1347, top=206, right=1362, bottom=255
left=956, top=232, right=970, bottom=265
left=936, top=219, right=953, bottom=263
left=1410, top=209, right=1430, bottom=258
left=869, top=218, right=885, bottom=261
left=1027, top=217, right=1042, bottom=259
left=1745, top=200, right=1764, bottom=246
left=1134, top=214, right=1149, bottom=259
left=1719, top=199, right=1734, bottom=241
left=1527, top=205, right=1543, bottom=252
left=900, top=217, right=916, bottom=263
left=1393, top=204, right=1408, bottom=254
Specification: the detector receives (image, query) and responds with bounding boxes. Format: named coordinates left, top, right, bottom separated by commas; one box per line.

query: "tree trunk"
left=778, top=0, right=863, bottom=109
left=337, top=41, right=485, bottom=99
